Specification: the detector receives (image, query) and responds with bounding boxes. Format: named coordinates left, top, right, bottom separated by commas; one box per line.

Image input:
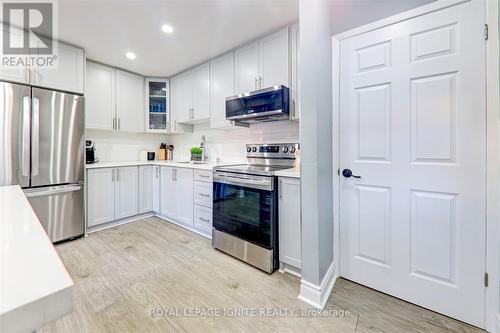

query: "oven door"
left=213, top=172, right=277, bottom=249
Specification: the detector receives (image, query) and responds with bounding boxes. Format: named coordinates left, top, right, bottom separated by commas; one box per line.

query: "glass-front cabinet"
left=145, top=78, right=169, bottom=132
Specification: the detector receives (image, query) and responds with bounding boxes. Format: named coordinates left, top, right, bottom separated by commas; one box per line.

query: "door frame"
left=331, top=0, right=499, bottom=331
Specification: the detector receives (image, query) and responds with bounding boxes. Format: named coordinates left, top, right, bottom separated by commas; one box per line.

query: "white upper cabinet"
left=0, top=27, right=28, bottom=84
left=35, top=43, right=84, bottom=94
left=234, top=41, right=260, bottom=94
left=191, top=62, right=210, bottom=121
left=210, top=52, right=236, bottom=129
left=259, top=28, right=289, bottom=89
left=85, top=61, right=115, bottom=130
left=0, top=27, right=84, bottom=94
left=115, top=69, right=144, bottom=132
left=234, top=27, right=289, bottom=94
left=145, top=79, right=169, bottom=133
left=170, top=62, right=210, bottom=127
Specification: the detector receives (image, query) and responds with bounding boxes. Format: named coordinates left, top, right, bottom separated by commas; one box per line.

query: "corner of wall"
left=298, top=261, right=337, bottom=309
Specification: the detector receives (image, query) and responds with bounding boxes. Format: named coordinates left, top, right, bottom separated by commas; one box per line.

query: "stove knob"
left=282, top=146, right=289, bottom=153
left=247, top=146, right=252, bottom=153
left=290, top=146, right=296, bottom=153
left=252, top=147, right=257, bottom=152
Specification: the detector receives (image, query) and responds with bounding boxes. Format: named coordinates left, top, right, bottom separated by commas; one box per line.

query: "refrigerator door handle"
left=21, top=96, right=30, bottom=177
left=24, top=183, right=83, bottom=197
left=31, top=97, right=40, bottom=176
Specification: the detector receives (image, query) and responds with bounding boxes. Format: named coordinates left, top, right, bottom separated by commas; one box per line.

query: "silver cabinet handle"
left=259, top=76, right=262, bottom=89
left=198, top=174, right=209, bottom=178
left=21, top=96, right=30, bottom=177
left=173, top=169, right=177, bottom=181
left=113, top=117, right=116, bottom=130
left=292, top=99, right=296, bottom=118
left=118, top=118, right=121, bottom=130
left=198, top=193, right=210, bottom=197
left=198, top=217, right=210, bottom=223
left=112, top=169, right=115, bottom=182
left=116, top=168, right=120, bottom=181
left=156, top=167, right=159, bottom=178
left=31, top=97, right=40, bottom=176
left=279, top=179, right=283, bottom=199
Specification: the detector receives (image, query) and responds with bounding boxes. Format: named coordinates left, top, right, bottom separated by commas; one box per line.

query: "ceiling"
left=58, top=0, right=299, bottom=77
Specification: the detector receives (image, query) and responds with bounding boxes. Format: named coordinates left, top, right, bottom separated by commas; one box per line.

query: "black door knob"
left=342, top=169, right=361, bottom=179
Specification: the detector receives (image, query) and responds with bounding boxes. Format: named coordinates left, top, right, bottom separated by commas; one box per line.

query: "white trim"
left=485, top=0, right=500, bottom=331
left=279, top=263, right=302, bottom=278
left=334, top=0, right=468, bottom=41
left=155, top=214, right=212, bottom=239
left=298, top=262, right=337, bottom=309
left=86, top=212, right=154, bottom=234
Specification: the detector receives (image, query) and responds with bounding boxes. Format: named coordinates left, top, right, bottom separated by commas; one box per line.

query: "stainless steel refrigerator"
left=0, top=82, right=85, bottom=243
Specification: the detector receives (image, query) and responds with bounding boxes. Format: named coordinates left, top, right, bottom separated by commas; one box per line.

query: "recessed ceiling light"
left=126, top=52, right=136, bottom=60
left=161, top=24, right=174, bottom=34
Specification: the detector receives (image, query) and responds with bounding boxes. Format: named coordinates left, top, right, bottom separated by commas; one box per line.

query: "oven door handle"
left=214, top=174, right=273, bottom=191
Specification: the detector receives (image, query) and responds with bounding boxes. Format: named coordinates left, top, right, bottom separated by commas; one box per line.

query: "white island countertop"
left=0, top=186, right=74, bottom=332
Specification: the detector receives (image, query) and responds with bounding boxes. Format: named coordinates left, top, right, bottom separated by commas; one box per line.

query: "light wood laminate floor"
left=39, top=218, right=485, bottom=333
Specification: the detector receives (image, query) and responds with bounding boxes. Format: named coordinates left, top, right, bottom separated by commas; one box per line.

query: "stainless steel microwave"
left=225, top=85, right=289, bottom=124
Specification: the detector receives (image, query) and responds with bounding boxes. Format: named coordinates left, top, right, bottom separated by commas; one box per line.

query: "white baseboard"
left=155, top=214, right=212, bottom=239
left=279, top=263, right=302, bottom=278
left=298, top=261, right=337, bottom=309
left=86, top=212, right=154, bottom=234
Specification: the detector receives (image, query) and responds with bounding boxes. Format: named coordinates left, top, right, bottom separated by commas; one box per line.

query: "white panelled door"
left=339, top=2, right=485, bottom=327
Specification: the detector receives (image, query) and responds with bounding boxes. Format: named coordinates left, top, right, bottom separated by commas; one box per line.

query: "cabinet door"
left=259, top=28, right=289, bottom=89
left=234, top=41, right=259, bottom=94
left=114, top=166, right=139, bottom=220
left=278, top=177, right=301, bottom=269
left=87, top=168, right=115, bottom=227
left=160, top=166, right=176, bottom=220
left=0, top=27, right=28, bottom=84
left=85, top=61, right=115, bottom=130
left=192, top=62, right=210, bottom=120
left=175, top=168, right=194, bottom=226
left=210, top=52, right=235, bottom=129
left=152, top=165, right=160, bottom=214
left=35, top=43, right=84, bottom=94
left=139, top=165, right=153, bottom=214
left=170, top=71, right=192, bottom=124
left=116, top=69, right=144, bottom=132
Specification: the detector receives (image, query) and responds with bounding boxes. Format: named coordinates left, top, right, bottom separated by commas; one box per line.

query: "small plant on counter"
left=191, top=147, right=203, bottom=161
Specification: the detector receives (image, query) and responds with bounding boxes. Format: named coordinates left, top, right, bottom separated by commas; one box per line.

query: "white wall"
left=168, top=121, right=300, bottom=162
left=86, top=129, right=167, bottom=162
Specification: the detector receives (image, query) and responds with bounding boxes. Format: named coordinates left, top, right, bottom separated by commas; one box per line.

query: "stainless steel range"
left=212, top=143, right=299, bottom=273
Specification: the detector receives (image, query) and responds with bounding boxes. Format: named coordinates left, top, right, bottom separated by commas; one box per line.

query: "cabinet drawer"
left=194, top=205, right=212, bottom=235
left=194, top=181, right=212, bottom=207
left=194, top=169, right=213, bottom=183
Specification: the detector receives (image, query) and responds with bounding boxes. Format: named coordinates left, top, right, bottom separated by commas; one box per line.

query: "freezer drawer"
left=24, top=183, right=84, bottom=243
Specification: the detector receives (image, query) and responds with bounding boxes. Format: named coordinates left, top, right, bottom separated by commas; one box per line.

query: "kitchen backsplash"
left=168, top=121, right=300, bottom=162
left=86, top=120, right=300, bottom=163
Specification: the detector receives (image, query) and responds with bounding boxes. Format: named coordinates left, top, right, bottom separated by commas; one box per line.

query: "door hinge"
left=484, top=272, right=489, bottom=287
left=484, top=24, right=488, bottom=40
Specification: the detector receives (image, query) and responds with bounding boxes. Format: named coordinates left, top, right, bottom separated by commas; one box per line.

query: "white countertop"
left=275, top=166, right=300, bottom=178
left=86, top=160, right=301, bottom=178
left=0, top=186, right=74, bottom=332
left=85, top=160, right=227, bottom=170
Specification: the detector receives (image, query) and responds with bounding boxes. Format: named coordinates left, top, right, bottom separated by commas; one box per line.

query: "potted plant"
left=191, top=147, right=203, bottom=161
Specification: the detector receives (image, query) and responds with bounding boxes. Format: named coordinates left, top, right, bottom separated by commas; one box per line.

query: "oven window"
left=213, top=181, right=275, bottom=249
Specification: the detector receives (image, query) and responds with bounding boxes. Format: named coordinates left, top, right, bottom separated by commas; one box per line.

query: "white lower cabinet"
left=87, top=166, right=139, bottom=227
left=87, top=168, right=115, bottom=227
left=139, top=165, right=153, bottom=214
left=194, top=205, right=212, bottom=235
left=278, top=177, right=301, bottom=271
left=152, top=166, right=160, bottom=214
left=160, top=166, right=193, bottom=227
